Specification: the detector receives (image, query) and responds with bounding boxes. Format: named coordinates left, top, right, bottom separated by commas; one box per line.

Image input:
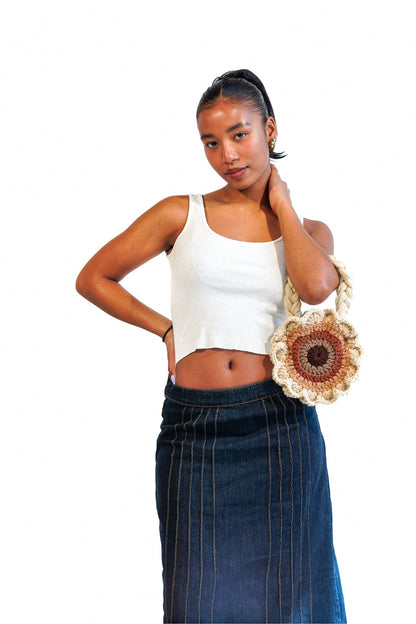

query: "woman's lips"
left=226, top=167, right=247, bottom=179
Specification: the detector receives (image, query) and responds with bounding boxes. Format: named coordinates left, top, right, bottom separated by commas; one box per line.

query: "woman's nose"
left=222, top=143, right=238, bottom=164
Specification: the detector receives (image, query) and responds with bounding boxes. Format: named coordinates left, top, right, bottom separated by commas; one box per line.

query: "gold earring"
left=269, top=139, right=276, bottom=150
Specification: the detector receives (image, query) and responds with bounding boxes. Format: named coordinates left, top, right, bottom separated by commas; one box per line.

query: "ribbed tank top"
left=168, top=194, right=291, bottom=365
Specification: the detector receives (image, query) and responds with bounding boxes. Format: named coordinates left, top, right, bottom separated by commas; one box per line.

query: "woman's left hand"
left=267, top=165, right=339, bottom=305
left=268, top=165, right=293, bottom=216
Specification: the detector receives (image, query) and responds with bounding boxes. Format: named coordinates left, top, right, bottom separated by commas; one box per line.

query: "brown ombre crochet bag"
left=270, top=256, right=362, bottom=406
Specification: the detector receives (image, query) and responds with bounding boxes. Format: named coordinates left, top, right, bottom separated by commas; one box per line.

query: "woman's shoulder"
left=144, top=194, right=190, bottom=227
left=152, top=194, right=189, bottom=213
left=146, top=195, right=191, bottom=251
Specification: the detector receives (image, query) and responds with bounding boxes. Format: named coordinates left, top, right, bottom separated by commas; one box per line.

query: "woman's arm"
left=75, top=195, right=188, bottom=375
left=268, top=166, right=339, bottom=304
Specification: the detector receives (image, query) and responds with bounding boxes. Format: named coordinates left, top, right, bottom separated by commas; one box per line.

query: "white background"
left=1, top=1, right=415, bottom=622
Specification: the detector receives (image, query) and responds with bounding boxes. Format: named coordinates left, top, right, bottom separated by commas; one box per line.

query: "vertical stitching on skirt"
left=184, top=408, right=203, bottom=622
left=289, top=398, right=303, bottom=622
left=210, top=408, right=219, bottom=623
left=278, top=393, right=294, bottom=623
left=270, top=396, right=283, bottom=623
left=302, top=405, right=313, bottom=623
left=164, top=406, right=185, bottom=622
left=334, top=556, right=342, bottom=623
left=197, top=408, right=210, bottom=624
left=262, top=399, right=272, bottom=624
left=170, top=407, right=192, bottom=623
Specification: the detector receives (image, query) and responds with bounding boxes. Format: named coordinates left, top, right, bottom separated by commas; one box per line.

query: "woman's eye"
left=235, top=132, right=247, bottom=140
left=205, top=140, right=217, bottom=149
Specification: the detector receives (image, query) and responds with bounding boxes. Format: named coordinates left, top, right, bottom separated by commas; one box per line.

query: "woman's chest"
left=205, top=203, right=281, bottom=243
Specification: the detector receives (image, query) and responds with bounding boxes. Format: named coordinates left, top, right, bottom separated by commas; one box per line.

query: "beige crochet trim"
left=270, top=256, right=362, bottom=406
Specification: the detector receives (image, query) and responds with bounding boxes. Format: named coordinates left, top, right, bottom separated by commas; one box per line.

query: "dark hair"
left=197, top=69, right=286, bottom=160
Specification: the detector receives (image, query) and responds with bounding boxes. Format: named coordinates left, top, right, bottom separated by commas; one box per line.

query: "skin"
left=76, top=97, right=339, bottom=389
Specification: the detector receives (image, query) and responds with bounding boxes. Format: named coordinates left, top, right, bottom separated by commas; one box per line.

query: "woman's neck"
left=220, top=182, right=271, bottom=211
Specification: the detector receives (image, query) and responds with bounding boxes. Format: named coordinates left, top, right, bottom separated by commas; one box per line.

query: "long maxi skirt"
left=156, top=377, right=347, bottom=624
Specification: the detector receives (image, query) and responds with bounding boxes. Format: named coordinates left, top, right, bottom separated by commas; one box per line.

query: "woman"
left=76, top=69, right=347, bottom=623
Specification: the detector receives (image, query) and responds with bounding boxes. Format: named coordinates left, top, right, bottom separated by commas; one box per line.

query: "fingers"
left=270, top=163, right=279, bottom=176
left=167, top=352, right=176, bottom=376
left=165, top=332, right=176, bottom=377
left=269, top=165, right=283, bottom=186
left=168, top=356, right=176, bottom=377
left=268, top=166, right=292, bottom=213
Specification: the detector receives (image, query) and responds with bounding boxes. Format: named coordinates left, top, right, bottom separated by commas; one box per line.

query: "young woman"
left=76, top=69, right=347, bottom=623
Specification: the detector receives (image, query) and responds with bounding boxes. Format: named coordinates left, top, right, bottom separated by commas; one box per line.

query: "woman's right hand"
left=164, top=328, right=176, bottom=380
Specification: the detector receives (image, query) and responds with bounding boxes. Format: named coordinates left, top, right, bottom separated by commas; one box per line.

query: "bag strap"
left=284, top=255, right=353, bottom=318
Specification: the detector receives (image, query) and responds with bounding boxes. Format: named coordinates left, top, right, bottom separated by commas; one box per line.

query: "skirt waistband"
left=164, top=376, right=285, bottom=407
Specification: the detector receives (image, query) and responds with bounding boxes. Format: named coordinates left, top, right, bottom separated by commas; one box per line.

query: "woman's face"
left=197, top=98, right=276, bottom=190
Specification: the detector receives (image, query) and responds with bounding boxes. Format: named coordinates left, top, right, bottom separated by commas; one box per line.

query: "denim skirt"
left=156, top=377, right=346, bottom=624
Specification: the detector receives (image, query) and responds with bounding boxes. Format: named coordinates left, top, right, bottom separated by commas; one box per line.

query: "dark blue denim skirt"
left=156, top=377, right=346, bottom=623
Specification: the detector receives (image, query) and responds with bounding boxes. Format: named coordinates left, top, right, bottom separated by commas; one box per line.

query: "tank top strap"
left=188, top=193, right=205, bottom=223
left=171, top=194, right=205, bottom=248
left=178, top=193, right=204, bottom=238
left=189, top=193, right=204, bottom=206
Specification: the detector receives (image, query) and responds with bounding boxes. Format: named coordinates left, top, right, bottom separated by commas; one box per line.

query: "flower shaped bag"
left=270, top=256, right=362, bottom=406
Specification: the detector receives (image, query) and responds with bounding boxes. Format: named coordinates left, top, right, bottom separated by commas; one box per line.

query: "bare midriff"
left=175, top=348, right=273, bottom=389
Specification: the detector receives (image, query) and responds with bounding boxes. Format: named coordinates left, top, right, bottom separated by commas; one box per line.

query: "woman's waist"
left=165, top=369, right=284, bottom=409
left=174, top=348, right=274, bottom=390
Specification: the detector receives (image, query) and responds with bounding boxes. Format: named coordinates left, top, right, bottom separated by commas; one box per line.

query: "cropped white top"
left=168, top=194, right=294, bottom=365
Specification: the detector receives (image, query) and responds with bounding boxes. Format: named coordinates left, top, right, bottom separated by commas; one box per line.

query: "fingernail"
left=170, top=375, right=176, bottom=385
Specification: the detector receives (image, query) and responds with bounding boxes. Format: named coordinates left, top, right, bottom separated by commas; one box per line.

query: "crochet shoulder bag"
left=270, top=256, right=362, bottom=406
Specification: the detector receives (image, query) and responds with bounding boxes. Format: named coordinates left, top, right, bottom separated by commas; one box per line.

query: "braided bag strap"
left=283, top=255, right=353, bottom=318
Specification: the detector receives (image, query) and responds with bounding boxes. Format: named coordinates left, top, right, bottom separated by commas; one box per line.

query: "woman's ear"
left=266, top=116, right=277, bottom=142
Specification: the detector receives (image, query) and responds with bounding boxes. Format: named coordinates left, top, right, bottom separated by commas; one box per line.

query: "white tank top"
left=168, top=194, right=292, bottom=365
